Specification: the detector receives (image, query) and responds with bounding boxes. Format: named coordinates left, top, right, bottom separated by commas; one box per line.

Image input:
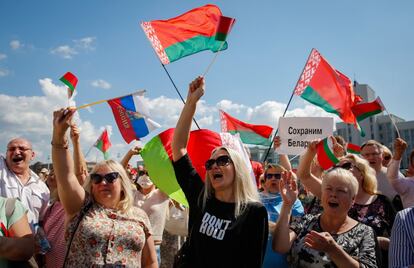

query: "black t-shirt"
left=173, top=154, right=268, bottom=268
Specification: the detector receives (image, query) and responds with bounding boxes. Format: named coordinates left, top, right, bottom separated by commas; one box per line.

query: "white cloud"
left=74, top=37, right=96, bottom=50
left=91, top=79, right=111, bottom=89
left=0, top=68, right=10, bottom=77
left=50, top=45, right=78, bottom=59
left=0, top=53, right=6, bottom=61
left=10, top=40, right=23, bottom=50
left=51, top=36, right=96, bottom=59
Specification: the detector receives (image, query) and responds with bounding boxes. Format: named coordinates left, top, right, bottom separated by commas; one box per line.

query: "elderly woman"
left=273, top=168, right=378, bottom=267
left=171, top=76, right=268, bottom=267
left=51, top=108, right=157, bottom=267
left=298, top=140, right=395, bottom=267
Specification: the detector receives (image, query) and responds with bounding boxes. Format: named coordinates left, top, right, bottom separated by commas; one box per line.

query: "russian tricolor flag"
left=107, top=91, right=160, bottom=143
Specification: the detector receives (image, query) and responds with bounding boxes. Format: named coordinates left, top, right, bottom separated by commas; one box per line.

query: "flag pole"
left=202, top=41, right=226, bottom=77
left=262, top=48, right=315, bottom=163
left=383, top=107, right=401, bottom=138
left=84, top=144, right=94, bottom=158
left=161, top=64, right=201, bottom=130
left=75, top=90, right=145, bottom=110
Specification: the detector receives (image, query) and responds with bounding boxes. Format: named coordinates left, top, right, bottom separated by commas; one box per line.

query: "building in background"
left=336, top=82, right=414, bottom=168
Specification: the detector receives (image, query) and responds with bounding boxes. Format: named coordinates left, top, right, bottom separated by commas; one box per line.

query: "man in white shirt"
left=0, top=138, right=50, bottom=230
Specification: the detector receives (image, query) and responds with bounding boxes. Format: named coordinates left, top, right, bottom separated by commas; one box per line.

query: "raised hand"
left=187, top=76, right=205, bottom=104
left=273, top=136, right=281, bottom=150
left=279, top=171, right=298, bottom=207
left=308, top=140, right=320, bottom=154
left=70, top=124, right=80, bottom=143
left=53, top=108, right=76, bottom=139
left=332, top=137, right=345, bottom=158
left=393, top=138, right=407, bottom=160
left=130, top=146, right=141, bottom=155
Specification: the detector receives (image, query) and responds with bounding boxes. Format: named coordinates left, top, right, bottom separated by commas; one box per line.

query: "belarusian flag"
left=351, top=97, right=385, bottom=122
left=141, top=4, right=229, bottom=65
left=140, top=128, right=254, bottom=206
left=215, top=16, right=236, bottom=41
left=59, top=72, right=78, bottom=98
left=220, top=110, right=273, bottom=146
left=347, top=143, right=361, bottom=154
left=317, top=137, right=339, bottom=170
left=94, top=129, right=111, bottom=160
left=294, top=49, right=362, bottom=131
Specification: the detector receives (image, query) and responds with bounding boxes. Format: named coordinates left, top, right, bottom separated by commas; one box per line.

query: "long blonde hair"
left=203, top=146, right=260, bottom=218
left=343, top=154, right=377, bottom=195
left=84, top=160, right=134, bottom=214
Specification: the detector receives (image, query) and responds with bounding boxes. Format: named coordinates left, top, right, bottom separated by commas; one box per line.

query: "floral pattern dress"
left=65, top=195, right=152, bottom=267
left=289, top=214, right=378, bottom=268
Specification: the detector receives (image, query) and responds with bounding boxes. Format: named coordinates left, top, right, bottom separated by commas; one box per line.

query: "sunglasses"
left=334, top=162, right=359, bottom=171
left=90, top=172, right=119, bottom=184
left=383, top=155, right=391, bottom=161
left=265, top=173, right=281, bottom=180
left=205, top=155, right=232, bottom=170
left=138, top=170, right=149, bottom=176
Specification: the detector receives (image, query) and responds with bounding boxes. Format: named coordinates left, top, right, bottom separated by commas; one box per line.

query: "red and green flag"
left=347, top=143, right=361, bottom=154
left=317, top=137, right=339, bottom=170
left=351, top=97, right=385, bottom=122
left=141, top=128, right=254, bottom=206
left=220, top=110, right=273, bottom=146
left=215, top=16, right=236, bottom=41
left=294, top=49, right=362, bottom=132
left=94, top=129, right=111, bottom=160
left=59, top=71, right=78, bottom=98
left=141, top=4, right=229, bottom=65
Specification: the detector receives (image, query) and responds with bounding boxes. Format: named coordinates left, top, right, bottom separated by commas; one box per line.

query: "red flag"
left=347, top=143, right=361, bottom=154
left=59, top=72, right=78, bottom=98
left=94, top=129, right=112, bottom=160
left=317, top=137, right=339, bottom=170
left=294, top=49, right=361, bottom=129
left=220, top=110, right=273, bottom=146
left=351, top=97, right=385, bottom=122
left=215, top=16, right=236, bottom=41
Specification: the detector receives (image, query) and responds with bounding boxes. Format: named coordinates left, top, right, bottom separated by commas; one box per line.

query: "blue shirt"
left=260, top=192, right=304, bottom=268
left=389, top=207, right=414, bottom=268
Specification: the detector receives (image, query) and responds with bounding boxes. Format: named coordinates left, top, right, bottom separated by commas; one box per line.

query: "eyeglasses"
left=265, top=173, right=281, bottom=180
left=138, top=170, right=148, bottom=176
left=205, top=155, right=233, bottom=170
left=90, top=172, right=119, bottom=184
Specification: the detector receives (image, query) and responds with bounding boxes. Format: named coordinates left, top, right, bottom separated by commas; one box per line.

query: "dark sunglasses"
left=138, top=170, right=148, bottom=176
left=205, top=155, right=232, bottom=170
left=265, top=173, right=281, bottom=180
left=383, top=155, right=391, bottom=161
left=334, top=162, right=355, bottom=171
left=90, top=172, right=119, bottom=184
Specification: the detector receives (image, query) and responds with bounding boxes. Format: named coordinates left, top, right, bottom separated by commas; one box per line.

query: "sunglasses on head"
left=205, top=155, right=232, bottom=170
left=265, top=173, right=281, bottom=180
left=90, top=172, right=119, bottom=184
left=334, top=162, right=354, bottom=170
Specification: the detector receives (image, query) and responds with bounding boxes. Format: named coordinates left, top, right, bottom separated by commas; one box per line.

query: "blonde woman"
left=52, top=108, right=157, bottom=268
left=172, top=77, right=268, bottom=267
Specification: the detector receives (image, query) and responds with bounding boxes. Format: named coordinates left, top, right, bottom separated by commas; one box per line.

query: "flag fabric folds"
left=220, top=110, right=273, bottom=146
left=107, top=91, right=160, bottom=143
left=59, top=72, right=78, bottom=98
left=317, top=137, right=339, bottom=170
left=94, top=129, right=112, bottom=160
left=351, top=97, right=385, bottom=122
left=140, top=128, right=255, bottom=206
left=294, top=49, right=362, bottom=130
left=347, top=143, right=361, bottom=154
left=215, top=16, right=236, bottom=41
left=141, top=4, right=228, bottom=65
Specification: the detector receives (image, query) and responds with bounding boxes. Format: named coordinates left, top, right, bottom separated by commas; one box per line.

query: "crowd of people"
left=0, top=76, right=413, bottom=267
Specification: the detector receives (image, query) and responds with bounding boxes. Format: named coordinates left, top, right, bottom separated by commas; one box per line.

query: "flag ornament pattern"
left=351, top=97, right=385, bottom=122
left=59, top=72, right=78, bottom=98
left=294, top=49, right=362, bottom=130
left=220, top=110, right=273, bottom=146
left=107, top=91, right=160, bottom=144
left=94, top=129, right=112, bottom=160
left=317, top=137, right=340, bottom=170
left=347, top=143, right=361, bottom=154
left=141, top=4, right=228, bottom=65
left=215, top=16, right=236, bottom=41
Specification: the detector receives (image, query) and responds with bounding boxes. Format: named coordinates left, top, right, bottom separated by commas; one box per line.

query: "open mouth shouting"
left=327, top=201, right=339, bottom=208
left=213, top=172, right=224, bottom=181
left=12, top=155, right=24, bottom=164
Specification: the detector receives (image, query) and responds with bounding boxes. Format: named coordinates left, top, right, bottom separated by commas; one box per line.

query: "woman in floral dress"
left=52, top=108, right=158, bottom=268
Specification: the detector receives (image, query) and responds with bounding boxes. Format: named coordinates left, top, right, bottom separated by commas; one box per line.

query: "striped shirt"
left=389, top=207, right=414, bottom=268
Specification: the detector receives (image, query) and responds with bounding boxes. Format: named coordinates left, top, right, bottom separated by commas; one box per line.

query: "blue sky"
left=1, top=0, right=413, bottom=162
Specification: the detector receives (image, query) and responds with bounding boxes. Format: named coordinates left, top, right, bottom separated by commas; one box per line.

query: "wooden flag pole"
left=384, top=107, right=401, bottom=138
left=75, top=90, right=145, bottom=111
left=202, top=41, right=226, bottom=77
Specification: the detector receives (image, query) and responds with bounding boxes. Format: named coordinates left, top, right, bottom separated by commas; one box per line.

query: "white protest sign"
left=276, top=117, right=333, bottom=155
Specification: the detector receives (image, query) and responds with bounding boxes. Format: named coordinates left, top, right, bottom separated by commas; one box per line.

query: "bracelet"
left=51, top=140, right=69, bottom=149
